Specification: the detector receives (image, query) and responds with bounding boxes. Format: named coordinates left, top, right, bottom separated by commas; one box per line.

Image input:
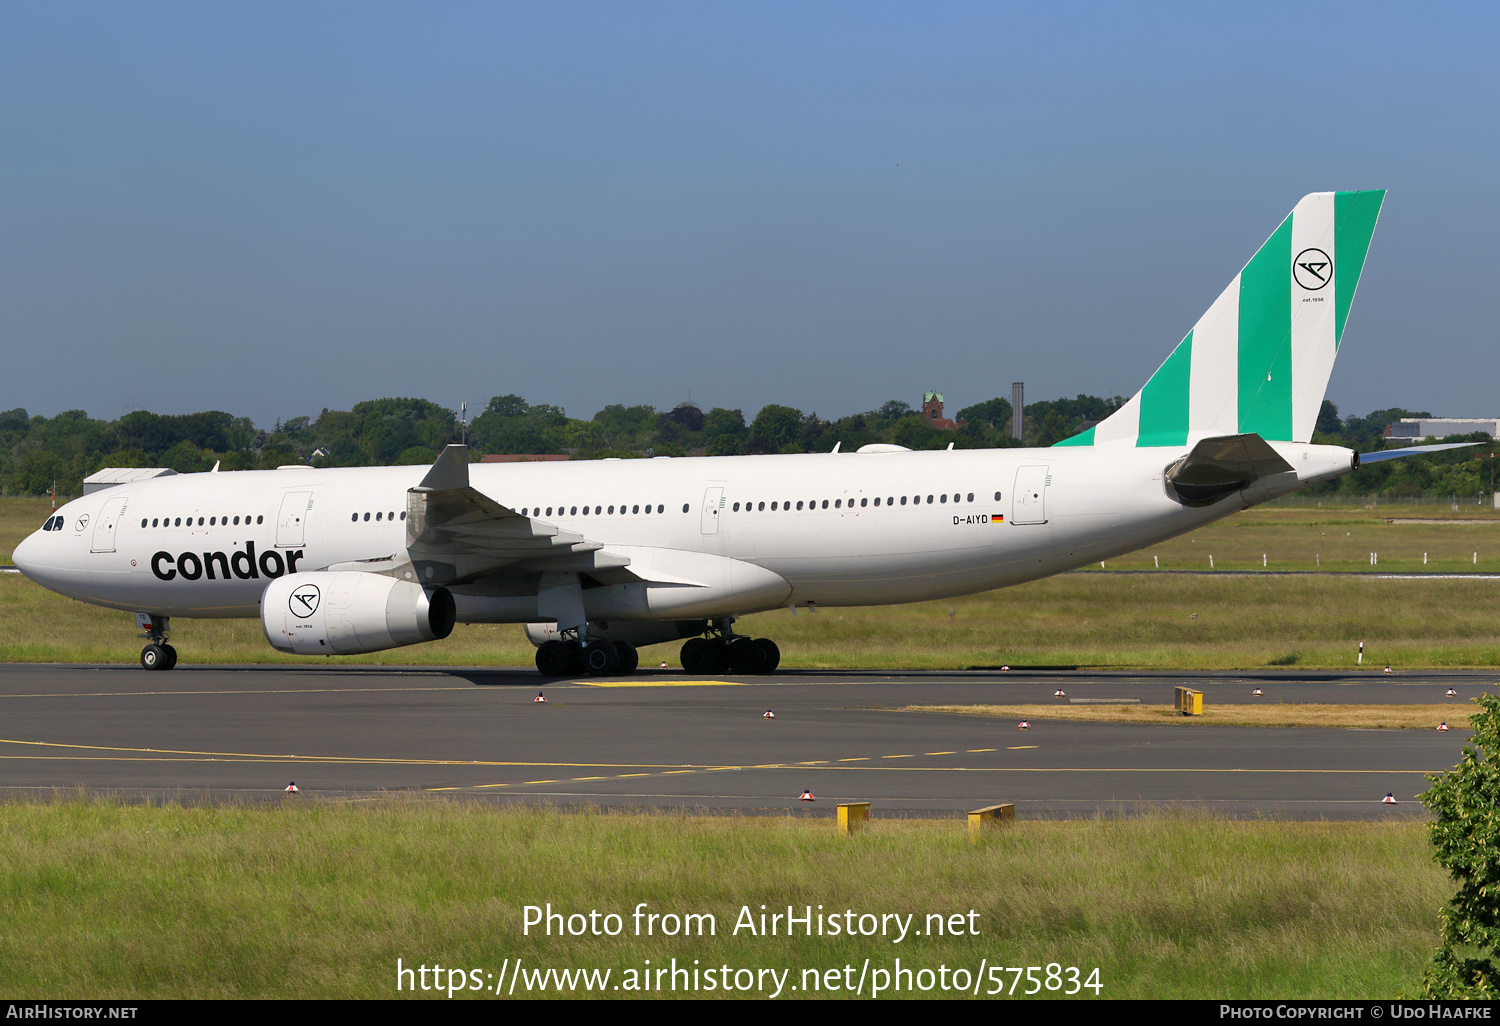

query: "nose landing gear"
left=136, top=614, right=177, bottom=671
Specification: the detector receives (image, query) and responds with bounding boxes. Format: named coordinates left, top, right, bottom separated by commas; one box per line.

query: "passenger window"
left=835, top=499, right=841, bottom=508
left=873, top=498, right=880, bottom=507
left=940, top=495, right=947, bottom=503
left=257, top=516, right=263, bottom=525
left=860, top=498, right=868, bottom=507
left=900, top=496, right=907, bottom=505
left=967, top=492, right=974, bottom=502
left=546, top=507, right=553, bottom=516
left=682, top=504, right=689, bottom=513
left=733, top=502, right=740, bottom=512
left=363, top=513, right=371, bottom=522
left=994, top=491, right=1001, bottom=501
left=140, top=519, right=147, bottom=528
left=757, top=502, right=765, bottom=511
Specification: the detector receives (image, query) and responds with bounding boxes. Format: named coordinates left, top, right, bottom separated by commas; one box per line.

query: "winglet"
left=416, top=445, right=470, bottom=492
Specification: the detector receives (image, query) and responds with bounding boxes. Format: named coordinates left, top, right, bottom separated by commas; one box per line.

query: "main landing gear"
left=534, top=637, right=640, bottom=678
left=137, top=614, right=178, bottom=671
left=680, top=620, right=780, bottom=675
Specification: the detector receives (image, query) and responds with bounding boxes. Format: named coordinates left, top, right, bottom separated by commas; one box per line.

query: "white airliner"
left=12, top=190, right=1460, bottom=676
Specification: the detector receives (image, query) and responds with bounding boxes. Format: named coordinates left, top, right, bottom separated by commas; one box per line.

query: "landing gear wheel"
left=583, top=641, right=622, bottom=676
left=160, top=644, right=178, bottom=671
left=535, top=640, right=572, bottom=677
left=754, top=638, right=780, bottom=673
left=140, top=644, right=168, bottom=671
left=611, top=641, right=639, bottom=675
left=727, top=636, right=769, bottom=675
left=680, top=637, right=726, bottom=675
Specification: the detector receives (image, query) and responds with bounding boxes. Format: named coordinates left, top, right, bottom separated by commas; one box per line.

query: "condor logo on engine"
left=289, top=584, right=320, bottom=618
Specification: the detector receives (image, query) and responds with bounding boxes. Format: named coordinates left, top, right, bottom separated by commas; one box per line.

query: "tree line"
left=0, top=395, right=1491, bottom=501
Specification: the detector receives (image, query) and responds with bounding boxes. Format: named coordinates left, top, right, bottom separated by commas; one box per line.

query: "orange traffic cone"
left=1383, top=793, right=1397, bottom=804
left=285, top=782, right=299, bottom=793
left=534, top=692, right=547, bottom=703
left=1252, top=688, right=1263, bottom=696
left=764, top=710, right=775, bottom=719
left=1439, top=722, right=1449, bottom=732
left=1054, top=689, right=1066, bottom=697
left=800, top=789, right=814, bottom=801
left=1447, top=688, right=1459, bottom=697
left=1018, top=720, right=1030, bottom=730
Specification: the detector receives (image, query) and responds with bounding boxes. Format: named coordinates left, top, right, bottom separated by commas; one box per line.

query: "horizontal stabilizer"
left=1165, top=433, right=1293, bottom=507
left=1357, top=442, right=1482, bottom=466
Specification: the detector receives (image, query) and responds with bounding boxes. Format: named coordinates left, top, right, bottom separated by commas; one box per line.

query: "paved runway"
left=0, top=664, right=1490, bottom=818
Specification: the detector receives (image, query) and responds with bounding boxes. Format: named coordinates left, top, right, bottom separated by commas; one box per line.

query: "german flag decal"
left=992, top=514, right=1004, bottom=523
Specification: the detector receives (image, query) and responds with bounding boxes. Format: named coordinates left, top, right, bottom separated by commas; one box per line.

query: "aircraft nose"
left=11, top=530, right=41, bottom=579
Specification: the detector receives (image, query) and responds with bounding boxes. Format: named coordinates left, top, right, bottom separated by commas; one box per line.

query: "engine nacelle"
left=262, top=571, right=456, bottom=655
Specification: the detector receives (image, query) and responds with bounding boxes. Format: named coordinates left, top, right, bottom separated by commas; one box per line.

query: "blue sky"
left=2, top=3, right=1495, bottom=428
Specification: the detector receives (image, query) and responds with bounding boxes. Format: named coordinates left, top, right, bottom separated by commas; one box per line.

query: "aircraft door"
left=1011, top=466, right=1049, bottom=525
left=277, top=491, right=313, bottom=548
left=90, top=495, right=129, bottom=553
left=700, top=487, right=725, bottom=535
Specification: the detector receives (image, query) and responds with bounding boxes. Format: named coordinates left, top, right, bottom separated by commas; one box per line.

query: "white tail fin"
left=1056, top=190, right=1385, bottom=449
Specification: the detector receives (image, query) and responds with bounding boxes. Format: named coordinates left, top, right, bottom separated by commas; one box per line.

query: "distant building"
left=920, top=392, right=962, bottom=431
left=83, top=468, right=177, bottom=495
left=1385, top=418, right=1500, bottom=441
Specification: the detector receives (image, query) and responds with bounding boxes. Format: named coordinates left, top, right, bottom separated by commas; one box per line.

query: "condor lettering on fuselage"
left=151, top=541, right=304, bottom=582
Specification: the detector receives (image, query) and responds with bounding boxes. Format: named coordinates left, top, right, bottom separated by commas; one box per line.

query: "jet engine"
left=261, top=571, right=455, bottom=655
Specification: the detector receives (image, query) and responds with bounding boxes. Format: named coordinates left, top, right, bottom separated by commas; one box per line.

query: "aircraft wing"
left=403, top=446, right=629, bottom=584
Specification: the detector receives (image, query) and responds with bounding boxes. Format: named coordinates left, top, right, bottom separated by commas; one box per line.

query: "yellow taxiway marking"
left=0, top=738, right=701, bottom=769
left=1009, top=746, right=1040, bottom=750
left=967, top=748, right=997, bottom=752
left=882, top=754, right=915, bottom=759
left=926, top=751, right=958, bottom=755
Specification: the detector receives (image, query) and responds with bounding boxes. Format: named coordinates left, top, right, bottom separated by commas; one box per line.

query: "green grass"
left=0, top=798, right=1449, bottom=999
